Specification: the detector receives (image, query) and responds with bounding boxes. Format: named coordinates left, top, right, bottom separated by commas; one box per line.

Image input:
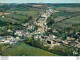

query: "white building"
left=14, top=30, right=23, bottom=36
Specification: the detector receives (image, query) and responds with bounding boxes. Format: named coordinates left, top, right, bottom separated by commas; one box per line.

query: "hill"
left=2, top=43, right=57, bottom=56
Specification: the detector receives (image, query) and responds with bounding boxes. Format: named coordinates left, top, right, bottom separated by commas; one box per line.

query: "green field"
left=0, top=4, right=46, bottom=35
left=46, top=5, right=80, bottom=38
left=2, top=43, right=57, bottom=56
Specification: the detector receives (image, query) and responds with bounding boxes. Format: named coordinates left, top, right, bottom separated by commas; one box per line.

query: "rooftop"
left=37, top=18, right=45, bottom=23
left=0, top=36, right=5, bottom=39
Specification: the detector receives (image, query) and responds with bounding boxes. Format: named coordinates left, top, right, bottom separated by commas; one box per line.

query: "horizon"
left=0, top=2, right=80, bottom=4
left=0, top=0, right=80, bottom=3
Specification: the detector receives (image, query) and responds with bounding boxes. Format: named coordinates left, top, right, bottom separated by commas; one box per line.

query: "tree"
left=51, top=46, right=74, bottom=56
left=28, top=16, right=32, bottom=20
left=0, top=44, right=2, bottom=55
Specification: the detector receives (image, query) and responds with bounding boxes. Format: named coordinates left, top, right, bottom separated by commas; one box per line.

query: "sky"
left=0, top=0, right=80, bottom=3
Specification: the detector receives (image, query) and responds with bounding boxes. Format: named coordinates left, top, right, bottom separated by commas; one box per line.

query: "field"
left=0, top=3, right=80, bottom=56
left=46, top=4, right=80, bottom=39
left=53, top=15, right=80, bottom=28
left=0, top=4, right=46, bottom=35
left=2, top=43, right=57, bottom=56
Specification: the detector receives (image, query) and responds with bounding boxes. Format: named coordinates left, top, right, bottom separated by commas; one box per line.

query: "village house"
left=53, top=10, right=60, bottom=13
left=2, top=15, right=5, bottom=18
left=35, top=34, right=59, bottom=48
left=73, top=51, right=78, bottom=55
left=0, top=36, right=20, bottom=45
left=34, top=34, right=41, bottom=40
left=49, top=34, right=57, bottom=40
left=41, top=9, right=53, bottom=18
left=37, top=27, right=43, bottom=33
left=27, top=25, right=35, bottom=30
left=0, top=36, right=5, bottom=43
left=62, top=41, right=69, bottom=46
left=7, top=29, right=13, bottom=33
left=22, top=23, right=29, bottom=27
left=41, top=13, right=48, bottom=18
left=75, top=39, right=80, bottom=44
left=36, top=17, right=46, bottom=33
left=56, top=38, right=62, bottom=43
left=66, top=36, right=75, bottom=42
left=44, top=39, right=60, bottom=49
left=0, top=12, right=11, bottom=16
left=14, top=30, right=24, bottom=36
left=36, top=22, right=44, bottom=27
left=36, top=17, right=45, bottom=23
left=75, top=43, right=80, bottom=48
left=0, top=12, right=3, bottom=16
left=75, top=40, right=79, bottom=44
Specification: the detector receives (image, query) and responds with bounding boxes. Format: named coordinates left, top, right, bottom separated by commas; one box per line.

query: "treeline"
left=47, top=11, right=80, bottom=27
left=24, top=36, right=74, bottom=56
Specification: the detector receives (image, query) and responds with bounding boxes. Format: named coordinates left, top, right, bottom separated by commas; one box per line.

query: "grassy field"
left=0, top=4, right=46, bottom=36
left=46, top=5, right=80, bottom=38
left=56, top=7, right=80, bottom=12
left=53, top=15, right=80, bottom=28
left=2, top=43, right=57, bottom=56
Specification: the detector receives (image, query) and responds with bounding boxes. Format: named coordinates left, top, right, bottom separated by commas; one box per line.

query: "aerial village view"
left=0, top=3, right=80, bottom=56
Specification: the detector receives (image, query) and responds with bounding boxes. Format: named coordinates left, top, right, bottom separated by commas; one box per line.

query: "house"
left=56, top=38, right=62, bottom=43
left=0, top=36, right=5, bottom=43
left=36, top=17, right=45, bottom=23
left=46, top=40, right=54, bottom=44
left=75, top=40, right=79, bottom=44
left=14, top=30, right=24, bottom=36
left=15, top=36, right=20, bottom=40
left=49, top=34, right=57, bottom=40
left=22, top=23, right=29, bottom=27
left=1, top=36, right=20, bottom=44
left=36, top=22, right=44, bottom=27
left=7, top=29, right=13, bottom=33
left=34, top=34, right=41, bottom=40
left=50, top=43, right=60, bottom=49
left=62, top=41, right=69, bottom=45
left=27, top=25, right=35, bottom=30
left=0, top=12, right=11, bottom=16
left=49, top=9, right=53, bottom=13
left=37, top=27, right=44, bottom=33
left=2, top=16, right=5, bottom=18
left=0, top=12, right=3, bottom=16
left=75, top=43, right=80, bottom=48
left=73, top=51, right=78, bottom=55
left=26, top=33, right=32, bottom=38
left=66, top=37, right=75, bottom=42
left=0, top=36, right=13, bottom=44
left=41, top=13, right=48, bottom=18
left=45, top=39, right=60, bottom=49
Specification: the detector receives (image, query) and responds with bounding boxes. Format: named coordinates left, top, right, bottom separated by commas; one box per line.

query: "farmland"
left=2, top=42, right=57, bottom=56
left=47, top=6, right=80, bottom=36
left=0, top=3, right=80, bottom=56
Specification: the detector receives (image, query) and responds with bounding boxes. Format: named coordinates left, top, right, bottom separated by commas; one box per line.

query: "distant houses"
left=75, top=43, right=80, bottom=48
left=14, top=30, right=24, bottom=36
left=35, top=9, right=53, bottom=34
left=33, top=9, right=61, bottom=48
left=0, top=36, right=20, bottom=45
left=7, top=29, right=13, bottom=33
left=0, top=12, right=11, bottom=16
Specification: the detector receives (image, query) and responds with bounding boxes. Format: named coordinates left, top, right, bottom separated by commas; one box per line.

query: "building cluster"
left=36, top=9, right=53, bottom=34
left=0, top=9, right=62, bottom=49
left=0, top=36, right=20, bottom=45
left=0, top=8, right=80, bottom=53
left=32, top=9, right=62, bottom=48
